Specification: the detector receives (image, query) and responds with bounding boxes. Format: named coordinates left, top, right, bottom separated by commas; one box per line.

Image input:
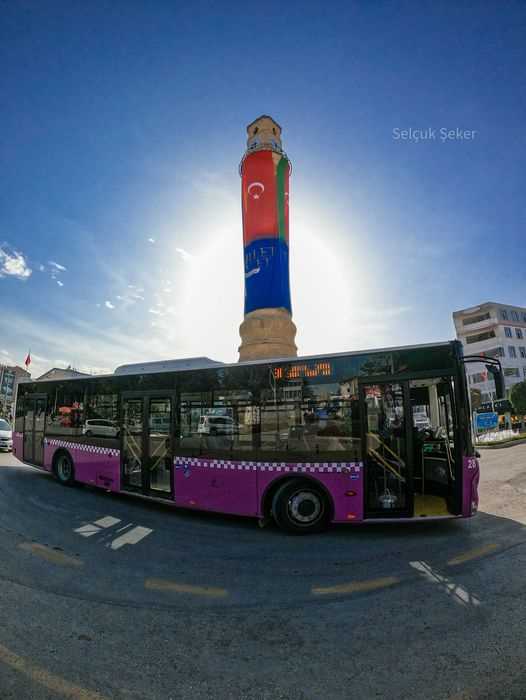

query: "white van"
left=0, top=419, right=12, bottom=451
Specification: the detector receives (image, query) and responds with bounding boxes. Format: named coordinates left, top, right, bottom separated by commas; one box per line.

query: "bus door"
left=360, top=382, right=414, bottom=518
left=121, top=392, right=174, bottom=499
left=23, top=395, right=47, bottom=466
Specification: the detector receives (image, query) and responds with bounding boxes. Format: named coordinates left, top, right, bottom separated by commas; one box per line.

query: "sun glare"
left=159, top=191, right=380, bottom=362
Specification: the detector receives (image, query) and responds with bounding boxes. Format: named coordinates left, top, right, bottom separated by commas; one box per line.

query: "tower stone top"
left=246, top=115, right=282, bottom=152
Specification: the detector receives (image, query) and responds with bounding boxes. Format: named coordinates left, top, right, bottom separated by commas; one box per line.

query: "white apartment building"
left=453, top=302, right=526, bottom=403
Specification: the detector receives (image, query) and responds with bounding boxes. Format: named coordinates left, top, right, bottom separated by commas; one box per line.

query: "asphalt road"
left=1, top=447, right=525, bottom=700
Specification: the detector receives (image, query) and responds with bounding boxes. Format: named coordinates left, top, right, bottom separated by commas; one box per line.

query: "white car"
left=197, top=415, right=238, bottom=436
left=0, top=419, right=13, bottom=452
left=82, top=419, right=120, bottom=438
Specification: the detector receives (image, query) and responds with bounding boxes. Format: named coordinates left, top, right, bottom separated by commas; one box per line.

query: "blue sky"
left=1, top=1, right=525, bottom=377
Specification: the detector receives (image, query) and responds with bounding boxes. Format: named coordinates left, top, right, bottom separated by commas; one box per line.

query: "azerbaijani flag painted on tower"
left=241, top=150, right=291, bottom=314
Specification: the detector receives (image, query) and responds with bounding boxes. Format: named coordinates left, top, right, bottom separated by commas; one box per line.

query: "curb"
left=477, top=437, right=526, bottom=450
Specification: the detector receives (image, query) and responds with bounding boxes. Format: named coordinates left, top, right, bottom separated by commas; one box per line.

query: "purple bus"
left=13, top=342, right=482, bottom=533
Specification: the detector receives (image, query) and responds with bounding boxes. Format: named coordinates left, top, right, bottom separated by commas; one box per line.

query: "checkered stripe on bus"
left=174, top=457, right=362, bottom=473
left=45, top=439, right=120, bottom=458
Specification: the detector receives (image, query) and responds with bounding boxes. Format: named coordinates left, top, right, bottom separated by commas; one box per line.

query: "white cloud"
left=175, top=247, right=194, bottom=262
left=39, top=264, right=45, bottom=272
left=48, top=261, right=67, bottom=271
left=148, top=238, right=156, bottom=244
left=105, top=301, right=115, bottom=309
left=148, top=308, right=163, bottom=315
left=0, top=246, right=32, bottom=280
left=57, top=280, right=64, bottom=287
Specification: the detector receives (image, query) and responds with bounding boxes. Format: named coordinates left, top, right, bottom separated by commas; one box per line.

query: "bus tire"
left=54, top=451, right=75, bottom=486
left=271, top=478, right=330, bottom=534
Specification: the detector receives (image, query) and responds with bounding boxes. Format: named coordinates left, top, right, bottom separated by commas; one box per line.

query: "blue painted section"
left=476, top=412, right=498, bottom=429
left=244, top=237, right=291, bottom=314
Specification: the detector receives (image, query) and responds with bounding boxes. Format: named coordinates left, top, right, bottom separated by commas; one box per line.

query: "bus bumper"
left=462, top=456, right=480, bottom=517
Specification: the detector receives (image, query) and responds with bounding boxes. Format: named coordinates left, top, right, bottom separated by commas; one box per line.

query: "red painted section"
left=241, top=150, right=278, bottom=245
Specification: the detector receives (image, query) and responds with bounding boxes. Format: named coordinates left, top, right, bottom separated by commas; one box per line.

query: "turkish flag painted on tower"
left=241, top=150, right=278, bottom=246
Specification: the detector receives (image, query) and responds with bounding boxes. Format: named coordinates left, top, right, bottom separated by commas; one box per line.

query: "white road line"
left=109, top=526, right=153, bottom=550
left=94, top=516, right=121, bottom=528
left=74, top=524, right=101, bottom=538
left=410, top=561, right=480, bottom=607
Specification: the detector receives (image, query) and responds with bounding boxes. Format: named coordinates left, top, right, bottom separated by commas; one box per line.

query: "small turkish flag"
left=24, top=352, right=31, bottom=368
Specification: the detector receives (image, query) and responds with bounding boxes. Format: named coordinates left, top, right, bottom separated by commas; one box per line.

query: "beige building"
left=35, top=367, right=90, bottom=382
left=452, top=301, right=526, bottom=403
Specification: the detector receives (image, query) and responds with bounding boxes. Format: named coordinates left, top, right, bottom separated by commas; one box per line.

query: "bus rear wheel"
left=54, top=452, right=75, bottom=486
left=271, top=479, right=330, bottom=534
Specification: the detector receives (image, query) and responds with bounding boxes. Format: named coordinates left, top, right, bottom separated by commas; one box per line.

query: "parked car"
left=197, top=415, right=238, bottom=435
left=82, top=419, right=120, bottom=438
left=0, top=419, right=12, bottom=452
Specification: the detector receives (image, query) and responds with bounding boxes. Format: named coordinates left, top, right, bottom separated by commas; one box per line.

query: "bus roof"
left=19, top=340, right=455, bottom=386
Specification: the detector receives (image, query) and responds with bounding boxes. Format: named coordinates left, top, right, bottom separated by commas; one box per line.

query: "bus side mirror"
left=486, top=365, right=505, bottom=400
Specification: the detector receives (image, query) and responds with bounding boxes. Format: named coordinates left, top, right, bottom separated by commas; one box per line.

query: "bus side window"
left=15, top=394, right=25, bottom=433
left=46, top=384, right=86, bottom=437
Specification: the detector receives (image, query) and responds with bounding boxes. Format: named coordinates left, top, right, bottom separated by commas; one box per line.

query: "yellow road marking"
left=447, top=543, right=500, bottom=567
left=0, top=642, right=107, bottom=700
left=145, top=578, right=228, bottom=598
left=18, top=543, right=83, bottom=568
left=312, top=576, right=400, bottom=596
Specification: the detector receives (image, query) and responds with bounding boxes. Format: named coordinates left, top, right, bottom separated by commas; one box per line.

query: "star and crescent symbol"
left=247, top=182, right=265, bottom=200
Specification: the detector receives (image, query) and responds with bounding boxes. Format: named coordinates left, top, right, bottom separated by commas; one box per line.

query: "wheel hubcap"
left=288, top=490, right=323, bottom=525
left=58, top=457, right=71, bottom=480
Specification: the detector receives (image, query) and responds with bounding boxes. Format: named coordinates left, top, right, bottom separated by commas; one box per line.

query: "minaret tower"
left=238, top=115, right=298, bottom=361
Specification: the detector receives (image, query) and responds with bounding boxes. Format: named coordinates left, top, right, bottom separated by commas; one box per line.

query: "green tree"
left=510, top=381, right=526, bottom=415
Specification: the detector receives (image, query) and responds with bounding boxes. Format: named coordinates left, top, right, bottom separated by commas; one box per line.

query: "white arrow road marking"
left=94, top=516, right=121, bottom=528
left=75, top=516, right=121, bottom=538
left=108, top=526, right=153, bottom=550
left=74, top=524, right=101, bottom=538
left=410, top=561, right=480, bottom=607
left=74, top=516, right=152, bottom=550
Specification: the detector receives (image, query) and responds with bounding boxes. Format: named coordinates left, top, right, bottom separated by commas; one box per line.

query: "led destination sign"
left=273, top=361, right=332, bottom=380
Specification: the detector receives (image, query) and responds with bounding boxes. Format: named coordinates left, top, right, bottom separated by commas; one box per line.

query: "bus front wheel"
left=54, top=452, right=75, bottom=486
left=271, top=479, right=330, bottom=534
